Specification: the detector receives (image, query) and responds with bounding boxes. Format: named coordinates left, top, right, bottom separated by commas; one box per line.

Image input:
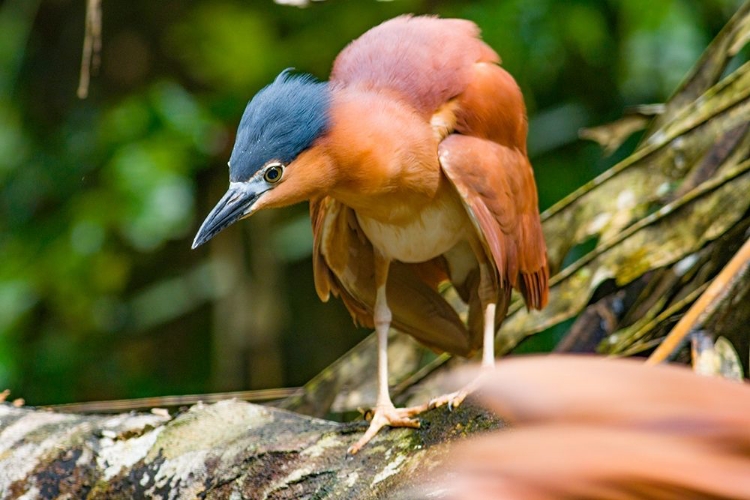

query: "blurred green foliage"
left=0, top=0, right=742, bottom=404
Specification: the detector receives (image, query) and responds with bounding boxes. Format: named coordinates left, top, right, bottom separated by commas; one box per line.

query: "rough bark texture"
left=1, top=400, right=500, bottom=499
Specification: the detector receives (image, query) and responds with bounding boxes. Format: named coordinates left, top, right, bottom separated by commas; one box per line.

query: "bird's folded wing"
left=310, top=197, right=475, bottom=356
left=439, top=134, right=548, bottom=309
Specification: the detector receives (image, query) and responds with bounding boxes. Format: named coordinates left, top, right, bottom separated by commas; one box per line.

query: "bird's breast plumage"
left=354, top=180, right=471, bottom=263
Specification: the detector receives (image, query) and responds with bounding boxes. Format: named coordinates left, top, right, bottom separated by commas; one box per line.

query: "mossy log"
left=0, top=400, right=500, bottom=499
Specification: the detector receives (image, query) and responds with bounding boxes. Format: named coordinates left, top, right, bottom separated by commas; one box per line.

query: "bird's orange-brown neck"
left=323, top=87, right=444, bottom=222
left=250, top=86, right=444, bottom=223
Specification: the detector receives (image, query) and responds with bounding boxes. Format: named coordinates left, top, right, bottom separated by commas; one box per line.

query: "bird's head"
left=192, top=70, right=332, bottom=249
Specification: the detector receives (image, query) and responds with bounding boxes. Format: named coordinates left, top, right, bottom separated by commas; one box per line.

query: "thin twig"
left=77, top=0, right=102, bottom=99
left=41, top=387, right=301, bottom=414
left=646, top=236, right=750, bottom=365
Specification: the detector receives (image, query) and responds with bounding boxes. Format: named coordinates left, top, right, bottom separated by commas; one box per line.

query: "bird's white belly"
left=356, top=199, right=470, bottom=263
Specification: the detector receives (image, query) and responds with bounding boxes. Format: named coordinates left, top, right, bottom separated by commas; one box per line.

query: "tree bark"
left=0, top=400, right=499, bottom=499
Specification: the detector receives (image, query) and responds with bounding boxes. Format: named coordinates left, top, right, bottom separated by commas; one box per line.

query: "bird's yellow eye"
left=264, top=163, right=284, bottom=183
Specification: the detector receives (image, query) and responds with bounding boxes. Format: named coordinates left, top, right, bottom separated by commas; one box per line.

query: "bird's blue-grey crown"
left=229, top=69, right=331, bottom=182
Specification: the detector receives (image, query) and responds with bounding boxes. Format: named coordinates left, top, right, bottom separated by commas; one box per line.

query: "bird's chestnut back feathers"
left=229, top=70, right=331, bottom=182
left=331, top=16, right=498, bottom=117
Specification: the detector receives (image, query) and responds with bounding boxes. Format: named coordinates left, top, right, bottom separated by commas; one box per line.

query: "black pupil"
left=267, top=167, right=279, bottom=181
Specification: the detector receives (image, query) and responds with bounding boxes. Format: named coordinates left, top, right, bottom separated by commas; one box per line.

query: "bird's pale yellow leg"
left=348, top=253, right=427, bottom=455
left=481, top=298, right=497, bottom=369
left=431, top=263, right=496, bottom=410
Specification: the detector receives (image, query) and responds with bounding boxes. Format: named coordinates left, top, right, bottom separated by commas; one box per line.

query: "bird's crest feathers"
left=229, top=69, right=331, bottom=182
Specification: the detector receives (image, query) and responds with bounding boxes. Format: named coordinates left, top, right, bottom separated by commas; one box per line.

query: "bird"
left=192, top=15, right=549, bottom=454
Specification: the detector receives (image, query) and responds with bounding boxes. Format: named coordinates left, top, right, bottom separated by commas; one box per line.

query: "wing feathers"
left=310, top=197, right=333, bottom=302
left=439, top=135, right=549, bottom=310
left=454, top=62, right=529, bottom=152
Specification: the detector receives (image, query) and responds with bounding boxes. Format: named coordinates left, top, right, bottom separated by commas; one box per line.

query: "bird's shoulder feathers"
left=331, top=15, right=498, bottom=117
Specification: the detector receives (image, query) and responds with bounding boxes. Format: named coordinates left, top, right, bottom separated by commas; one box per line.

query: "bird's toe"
left=348, top=403, right=428, bottom=454
left=429, top=389, right=470, bottom=411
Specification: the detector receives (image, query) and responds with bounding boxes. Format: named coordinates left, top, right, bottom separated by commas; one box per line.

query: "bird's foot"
left=348, top=402, right=428, bottom=455
left=428, top=369, right=488, bottom=410
left=428, top=388, right=470, bottom=411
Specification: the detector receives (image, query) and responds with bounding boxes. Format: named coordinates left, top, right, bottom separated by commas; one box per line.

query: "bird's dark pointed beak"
left=192, top=182, right=262, bottom=249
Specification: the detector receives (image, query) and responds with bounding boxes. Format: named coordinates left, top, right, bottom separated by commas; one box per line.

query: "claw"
left=429, top=371, right=487, bottom=410
left=429, top=388, right=470, bottom=411
left=348, top=402, right=428, bottom=455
